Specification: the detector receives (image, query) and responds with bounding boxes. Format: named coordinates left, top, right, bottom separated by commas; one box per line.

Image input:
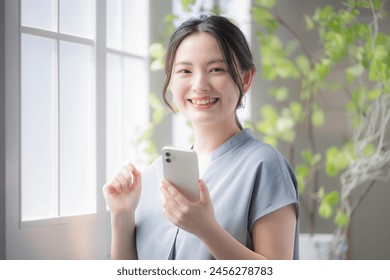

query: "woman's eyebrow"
left=174, top=58, right=225, bottom=66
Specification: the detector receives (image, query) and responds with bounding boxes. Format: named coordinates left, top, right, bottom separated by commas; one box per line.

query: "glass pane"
left=106, top=54, right=149, bottom=178
left=123, top=57, right=149, bottom=165
left=123, top=0, right=148, bottom=55
left=107, top=0, right=148, bottom=54
left=106, top=0, right=122, bottom=50
left=21, top=0, right=57, bottom=31
left=21, top=34, right=56, bottom=221
left=59, top=41, right=96, bottom=216
left=60, top=0, right=94, bottom=38
left=106, top=53, right=124, bottom=176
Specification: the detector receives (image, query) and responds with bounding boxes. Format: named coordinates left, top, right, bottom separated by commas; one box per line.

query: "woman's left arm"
left=160, top=179, right=297, bottom=260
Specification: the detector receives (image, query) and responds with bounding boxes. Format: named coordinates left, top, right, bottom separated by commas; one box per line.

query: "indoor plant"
left=250, top=0, right=390, bottom=259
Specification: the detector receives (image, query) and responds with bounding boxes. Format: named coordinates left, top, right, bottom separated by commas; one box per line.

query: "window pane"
left=107, top=0, right=148, bottom=55
left=123, top=56, right=149, bottom=166
left=106, top=0, right=122, bottom=50
left=123, top=56, right=149, bottom=132
left=106, top=53, right=124, bottom=176
left=59, top=41, right=95, bottom=216
left=106, top=54, right=149, bottom=177
left=123, top=0, right=148, bottom=56
left=21, top=0, right=57, bottom=31
left=21, top=34, right=56, bottom=221
left=60, top=0, right=94, bottom=38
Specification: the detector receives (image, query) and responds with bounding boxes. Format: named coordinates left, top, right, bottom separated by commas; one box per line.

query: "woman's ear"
left=242, top=67, right=255, bottom=94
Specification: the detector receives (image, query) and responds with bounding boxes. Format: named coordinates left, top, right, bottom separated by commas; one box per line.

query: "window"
left=20, top=0, right=96, bottom=221
left=105, top=0, right=150, bottom=176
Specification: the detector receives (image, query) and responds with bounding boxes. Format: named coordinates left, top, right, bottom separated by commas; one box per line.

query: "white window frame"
left=6, top=0, right=152, bottom=228
left=19, top=1, right=97, bottom=225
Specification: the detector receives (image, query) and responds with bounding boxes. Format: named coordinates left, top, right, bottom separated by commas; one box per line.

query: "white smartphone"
left=162, top=146, right=200, bottom=202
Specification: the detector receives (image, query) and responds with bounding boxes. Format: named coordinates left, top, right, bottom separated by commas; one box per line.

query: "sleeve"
left=248, top=146, right=299, bottom=231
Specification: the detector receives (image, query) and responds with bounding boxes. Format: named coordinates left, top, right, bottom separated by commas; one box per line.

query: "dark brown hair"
left=162, top=15, right=255, bottom=129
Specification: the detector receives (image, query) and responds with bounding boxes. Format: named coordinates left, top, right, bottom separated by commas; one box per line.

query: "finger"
left=128, top=164, right=141, bottom=189
left=161, top=179, right=190, bottom=206
left=115, top=172, right=130, bottom=192
left=120, top=165, right=134, bottom=192
left=160, top=183, right=181, bottom=216
left=103, top=179, right=120, bottom=195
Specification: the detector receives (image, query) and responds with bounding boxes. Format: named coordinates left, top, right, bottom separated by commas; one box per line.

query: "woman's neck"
left=192, top=122, right=241, bottom=157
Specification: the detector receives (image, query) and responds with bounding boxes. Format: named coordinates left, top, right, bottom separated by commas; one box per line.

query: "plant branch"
left=273, top=6, right=314, bottom=66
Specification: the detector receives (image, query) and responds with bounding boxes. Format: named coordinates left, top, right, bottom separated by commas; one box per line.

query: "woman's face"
left=170, top=32, right=242, bottom=128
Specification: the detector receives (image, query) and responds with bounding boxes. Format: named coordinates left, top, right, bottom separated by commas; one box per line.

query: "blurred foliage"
left=250, top=0, right=390, bottom=240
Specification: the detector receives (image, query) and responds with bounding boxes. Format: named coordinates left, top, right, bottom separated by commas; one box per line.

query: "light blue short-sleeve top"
left=135, top=128, right=299, bottom=259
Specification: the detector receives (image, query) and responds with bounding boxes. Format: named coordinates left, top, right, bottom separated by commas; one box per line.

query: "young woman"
left=103, top=15, right=299, bottom=260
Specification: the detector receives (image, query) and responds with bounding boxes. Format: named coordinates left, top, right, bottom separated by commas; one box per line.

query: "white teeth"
left=191, top=98, right=218, bottom=105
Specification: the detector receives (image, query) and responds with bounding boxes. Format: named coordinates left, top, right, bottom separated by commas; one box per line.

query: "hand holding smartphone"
left=162, top=146, right=200, bottom=201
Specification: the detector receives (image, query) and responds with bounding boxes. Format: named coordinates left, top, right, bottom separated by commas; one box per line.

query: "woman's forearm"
left=199, top=222, right=267, bottom=260
left=110, top=213, right=137, bottom=260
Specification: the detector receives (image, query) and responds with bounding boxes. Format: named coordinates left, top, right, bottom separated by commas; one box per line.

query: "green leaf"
left=263, top=135, right=278, bottom=147
left=323, top=191, right=339, bottom=205
left=318, top=202, right=333, bottom=219
left=373, top=45, right=388, bottom=60
left=311, top=108, right=325, bottom=127
left=279, top=129, right=296, bottom=143
left=325, top=32, right=346, bottom=61
left=301, top=149, right=322, bottom=165
left=269, top=87, right=289, bottom=101
left=256, top=0, right=276, bottom=8
left=325, top=146, right=350, bottom=177
left=334, top=210, right=349, bottom=227
left=150, top=59, right=164, bottom=71
left=315, top=59, right=331, bottom=80
left=301, top=149, right=314, bottom=163
left=318, top=186, right=325, bottom=198
left=297, top=179, right=305, bottom=194
left=289, top=102, right=304, bottom=123
left=149, top=94, right=165, bottom=124
left=296, top=163, right=310, bottom=178
left=261, top=64, right=277, bottom=80
left=149, top=43, right=165, bottom=59
left=346, top=63, right=365, bottom=82
left=363, top=143, right=376, bottom=157
left=367, top=88, right=381, bottom=100
left=253, top=6, right=274, bottom=26
left=369, top=60, right=386, bottom=81
left=296, top=55, right=311, bottom=74
left=275, top=59, right=300, bottom=79
left=181, top=0, right=196, bottom=12
left=304, top=15, right=315, bottom=30
left=260, top=105, right=278, bottom=122
left=296, top=165, right=308, bottom=195
left=313, top=6, right=334, bottom=23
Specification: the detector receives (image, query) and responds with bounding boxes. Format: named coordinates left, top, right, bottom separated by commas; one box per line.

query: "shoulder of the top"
left=242, top=137, right=284, bottom=161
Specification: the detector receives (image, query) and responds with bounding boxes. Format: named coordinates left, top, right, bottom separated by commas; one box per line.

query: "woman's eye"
left=178, top=69, right=191, bottom=74
left=210, top=68, right=225, bottom=72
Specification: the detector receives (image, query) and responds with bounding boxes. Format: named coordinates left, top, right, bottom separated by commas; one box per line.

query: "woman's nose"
left=191, top=72, right=210, bottom=92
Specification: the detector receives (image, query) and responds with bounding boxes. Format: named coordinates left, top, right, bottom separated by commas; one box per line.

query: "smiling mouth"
left=188, top=98, right=219, bottom=105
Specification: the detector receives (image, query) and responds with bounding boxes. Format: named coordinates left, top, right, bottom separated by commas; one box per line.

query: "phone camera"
left=165, top=158, right=171, bottom=163
left=165, top=152, right=171, bottom=157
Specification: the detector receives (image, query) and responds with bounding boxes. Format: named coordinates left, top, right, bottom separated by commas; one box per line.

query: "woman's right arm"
left=102, top=164, right=142, bottom=260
